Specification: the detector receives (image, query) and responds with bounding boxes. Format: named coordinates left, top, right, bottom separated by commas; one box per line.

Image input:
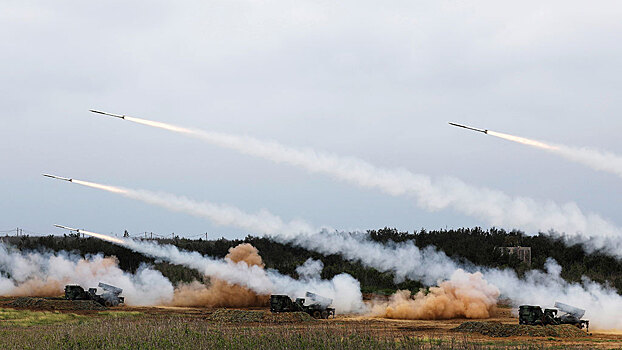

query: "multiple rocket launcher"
left=44, top=111, right=590, bottom=323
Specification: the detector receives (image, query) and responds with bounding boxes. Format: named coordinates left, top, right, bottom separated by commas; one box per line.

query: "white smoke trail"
left=75, top=229, right=364, bottom=313
left=118, top=116, right=622, bottom=253
left=69, top=180, right=622, bottom=328
left=0, top=243, right=174, bottom=306
left=487, top=131, right=560, bottom=151
left=73, top=179, right=460, bottom=284
left=72, top=177, right=622, bottom=262
left=489, top=130, right=622, bottom=179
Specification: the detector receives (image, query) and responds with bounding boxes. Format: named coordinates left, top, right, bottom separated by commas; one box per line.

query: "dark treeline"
left=3, top=227, right=621, bottom=294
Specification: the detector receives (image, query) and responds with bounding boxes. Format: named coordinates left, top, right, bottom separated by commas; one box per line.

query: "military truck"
left=519, top=302, right=589, bottom=332
left=65, top=282, right=125, bottom=307
left=270, top=292, right=335, bottom=319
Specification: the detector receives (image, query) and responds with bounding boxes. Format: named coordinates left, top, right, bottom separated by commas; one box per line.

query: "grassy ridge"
left=0, top=308, right=82, bottom=327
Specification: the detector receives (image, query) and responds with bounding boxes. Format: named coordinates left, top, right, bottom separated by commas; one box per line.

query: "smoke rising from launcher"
left=371, top=270, right=499, bottom=320
left=52, top=224, right=502, bottom=320
left=67, top=111, right=622, bottom=327
left=171, top=243, right=270, bottom=307
left=50, top=178, right=622, bottom=329
left=0, top=242, right=174, bottom=305
left=53, top=224, right=365, bottom=314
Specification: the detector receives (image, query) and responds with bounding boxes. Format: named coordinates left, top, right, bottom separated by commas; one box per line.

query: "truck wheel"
left=321, top=311, right=328, bottom=319
left=105, top=301, right=112, bottom=307
left=312, top=311, right=321, bottom=319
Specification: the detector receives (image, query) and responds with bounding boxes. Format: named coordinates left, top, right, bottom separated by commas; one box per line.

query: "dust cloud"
left=371, top=270, right=499, bottom=320
left=171, top=243, right=269, bottom=307
left=0, top=243, right=174, bottom=305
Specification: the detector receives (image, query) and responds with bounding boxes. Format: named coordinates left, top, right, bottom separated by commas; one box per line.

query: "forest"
left=4, top=227, right=621, bottom=294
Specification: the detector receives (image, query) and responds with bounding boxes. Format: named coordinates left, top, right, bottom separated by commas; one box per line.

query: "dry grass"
left=454, top=321, right=587, bottom=338
left=0, top=303, right=614, bottom=350
left=0, top=310, right=607, bottom=350
left=0, top=308, right=83, bottom=327
left=206, top=309, right=314, bottom=323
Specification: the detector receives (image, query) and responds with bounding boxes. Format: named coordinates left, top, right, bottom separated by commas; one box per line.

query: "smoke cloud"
left=67, top=180, right=471, bottom=285
left=171, top=243, right=269, bottom=307
left=296, top=258, right=325, bottom=280
left=66, top=181, right=622, bottom=328
left=484, top=259, right=622, bottom=330
left=115, top=116, right=622, bottom=256
left=0, top=242, right=174, bottom=306
left=371, top=270, right=499, bottom=320
left=76, top=229, right=365, bottom=314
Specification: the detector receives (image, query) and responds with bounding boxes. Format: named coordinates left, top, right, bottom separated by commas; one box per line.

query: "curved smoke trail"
left=72, top=179, right=460, bottom=284
left=106, top=114, right=622, bottom=254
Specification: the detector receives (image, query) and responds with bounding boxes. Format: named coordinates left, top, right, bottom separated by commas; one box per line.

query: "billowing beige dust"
left=371, top=270, right=499, bottom=320
left=171, top=243, right=269, bottom=307
left=6, top=278, right=67, bottom=297
left=4, top=256, right=121, bottom=297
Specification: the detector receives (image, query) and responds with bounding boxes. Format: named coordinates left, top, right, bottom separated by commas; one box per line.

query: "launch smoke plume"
left=65, top=180, right=622, bottom=328
left=371, top=270, right=499, bottom=320
left=487, top=131, right=559, bottom=151
left=70, top=178, right=459, bottom=284
left=0, top=243, right=173, bottom=305
left=171, top=243, right=269, bottom=307
left=70, top=177, right=622, bottom=262
left=489, top=130, right=622, bottom=180
left=114, top=115, right=622, bottom=254
left=74, top=228, right=364, bottom=313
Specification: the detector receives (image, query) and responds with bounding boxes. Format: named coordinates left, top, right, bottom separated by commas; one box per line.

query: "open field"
left=0, top=297, right=619, bottom=349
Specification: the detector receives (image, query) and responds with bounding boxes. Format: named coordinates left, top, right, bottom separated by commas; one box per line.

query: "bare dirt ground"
left=1, top=296, right=620, bottom=349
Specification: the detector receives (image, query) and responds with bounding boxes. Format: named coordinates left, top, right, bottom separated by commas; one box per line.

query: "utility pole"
left=205, top=232, right=208, bottom=240
left=150, top=232, right=153, bottom=239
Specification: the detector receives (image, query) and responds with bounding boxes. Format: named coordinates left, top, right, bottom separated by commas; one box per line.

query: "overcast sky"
left=1, top=1, right=621, bottom=239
